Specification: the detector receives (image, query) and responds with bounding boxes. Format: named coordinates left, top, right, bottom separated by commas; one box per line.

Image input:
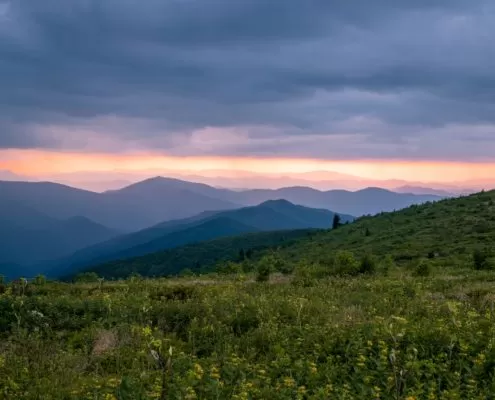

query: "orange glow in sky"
left=2, top=149, right=495, bottom=184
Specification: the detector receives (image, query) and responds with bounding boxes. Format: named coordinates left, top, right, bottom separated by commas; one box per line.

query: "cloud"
left=1, top=0, right=495, bottom=160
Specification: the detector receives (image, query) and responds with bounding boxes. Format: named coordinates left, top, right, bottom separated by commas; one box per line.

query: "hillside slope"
left=264, top=190, right=495, bottom=267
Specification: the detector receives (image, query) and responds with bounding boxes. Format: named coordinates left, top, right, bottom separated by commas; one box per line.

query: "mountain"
left=393, top=185, right=457, bottom=197
left=74, top=229, right=317, bottom=279
left=0, top=178, right=240, bottom=232
left=0, top=204, right=119, bottom=277
left=45, top=199, right=353, bottom=277
left=221, top=186, right=443, bottom=216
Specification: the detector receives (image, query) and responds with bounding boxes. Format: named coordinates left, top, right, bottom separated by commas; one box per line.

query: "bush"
left=217, top=262, right=243, bottom=275
left=333, top=250, right=359, bottom=276
left=33, top=275, right=47, bottom=285
left=291, top=263, right=316, bottom=287
left=256, top=256, right=272, bottom=282
left=473, top=249, right=493, bottom=270
left=75, top=272, right=100, bottom=283
left=381, top=255, right=395, bottom=276
left=413, top=259, right=431, bottom=277
left=179, top=268, right=194, bottom=277
left=358, top=254, right=376, bottom=275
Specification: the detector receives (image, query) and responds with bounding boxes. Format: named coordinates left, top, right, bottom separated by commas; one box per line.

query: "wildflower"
left=193, top=363, right=204, bottom=379
left=185, top=386, right=197, bottom=400
left=142, top=326, right=152, bottom=337
left=357, top=354, right=367, bottom=367
left=210, top=366, right=221, bottom=379
left=475, top=353, right=486, bottom=366
left=107, top=377, right=121, bottom=388
left=309, top=361, right=317, bottom=374
left=283, top=376, right=295, bottom=388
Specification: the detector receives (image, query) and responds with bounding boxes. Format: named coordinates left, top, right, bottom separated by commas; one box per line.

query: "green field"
left=2, top=266, right=495, bottom=399
left=2, top=190, right=495, bottom=399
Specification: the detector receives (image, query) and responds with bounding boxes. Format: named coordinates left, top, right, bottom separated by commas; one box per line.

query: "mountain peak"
left=259, top=199, right=295, bottom=207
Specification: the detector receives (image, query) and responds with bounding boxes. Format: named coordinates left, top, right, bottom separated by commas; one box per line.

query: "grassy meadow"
left=2, top=266, right=495, bottom=399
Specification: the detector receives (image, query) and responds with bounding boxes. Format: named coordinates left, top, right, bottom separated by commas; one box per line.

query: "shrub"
left=413, top=259, right=431, bottom=277
left=256, top=256, right=272, bottom=282
left=473, top=249, right=492, bottom=270
left=358, top=254, right=376, bottom=275
left=179, top=268, right=194, bottom=277
left=291, top=263, right=316, bottom=287
left=217, top=262, right=243, bottom=275
left=333, top=250, right=359, bottom=276
left=75, top=272, right=100, bottom=283
left=381, top=255, right=395, bottom=276
left=33, top=275, right=47, bottom=285
left=278, top=262, right=295, bottom=275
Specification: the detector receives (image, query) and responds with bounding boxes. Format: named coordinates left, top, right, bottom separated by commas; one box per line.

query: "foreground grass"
left=2, top=268, right=495, bottom=399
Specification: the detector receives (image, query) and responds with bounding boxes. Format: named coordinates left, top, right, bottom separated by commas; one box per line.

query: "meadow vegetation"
left=2, top=264, right=495, bottom=399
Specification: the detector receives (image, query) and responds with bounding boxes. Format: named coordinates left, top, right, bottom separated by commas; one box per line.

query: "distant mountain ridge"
left=0, top=179, right=240, bottom=232
left=0, top=177, right=443, bottom=232
left=0, top=176, right=445, bottom=278
left=220, top=186, right=443, bottom=216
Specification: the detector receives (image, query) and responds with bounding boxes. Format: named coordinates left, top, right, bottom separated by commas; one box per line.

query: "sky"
left=2, top=0, right=495, bottom=190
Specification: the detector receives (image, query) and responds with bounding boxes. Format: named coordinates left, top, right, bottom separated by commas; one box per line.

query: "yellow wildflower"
left=193, top=363, right=204, bottom=379
left=142, top=326, right=152, bottom=337
left=283, top=376, right=295, bottom=388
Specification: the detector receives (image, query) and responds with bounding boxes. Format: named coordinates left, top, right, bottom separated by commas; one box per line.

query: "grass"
left=3, top=266, right=495, bottom=399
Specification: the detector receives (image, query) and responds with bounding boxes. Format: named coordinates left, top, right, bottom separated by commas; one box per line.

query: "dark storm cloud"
left=1, top=0, right=495, bottom=159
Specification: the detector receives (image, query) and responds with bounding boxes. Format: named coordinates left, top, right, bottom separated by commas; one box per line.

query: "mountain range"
left=0, top=176, right=445, bottom=278
left=42, top=199, right=353, bottom=278
left=81, top=188, right=495, bottom=281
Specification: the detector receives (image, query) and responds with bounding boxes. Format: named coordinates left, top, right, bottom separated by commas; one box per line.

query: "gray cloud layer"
left=1, top=0, right=495, bottom=160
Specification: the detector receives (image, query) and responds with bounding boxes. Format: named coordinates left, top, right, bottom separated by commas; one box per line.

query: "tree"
left=332, top=213, right=342, bottom=229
